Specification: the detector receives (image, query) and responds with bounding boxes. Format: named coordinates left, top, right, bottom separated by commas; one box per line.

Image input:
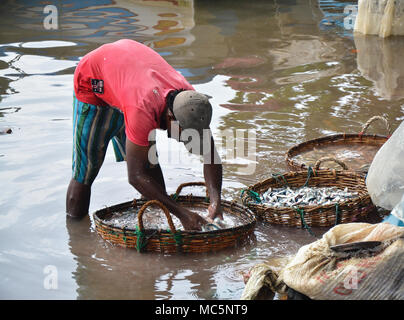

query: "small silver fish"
left=261, top=186, right=358, bottom=208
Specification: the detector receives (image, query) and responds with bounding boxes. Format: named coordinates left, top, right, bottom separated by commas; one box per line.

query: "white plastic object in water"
left=390, top=193, right=404, bottom=222
left=366, top=120, right=404, bottom=210
left=354, top=0, right=404, bottom=38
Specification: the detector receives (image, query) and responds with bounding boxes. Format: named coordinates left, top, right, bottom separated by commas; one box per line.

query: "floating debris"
left=261, top=186, right=358, bottom=208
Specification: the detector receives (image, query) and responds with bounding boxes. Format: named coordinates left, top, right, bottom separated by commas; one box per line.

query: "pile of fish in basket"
left=93, top=116, right=389, bottom=253
left=241, top=158, right=374, bottom=229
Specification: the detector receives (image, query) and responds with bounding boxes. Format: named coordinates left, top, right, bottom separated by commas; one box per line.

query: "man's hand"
left=178, top=207, right=208, bottom=231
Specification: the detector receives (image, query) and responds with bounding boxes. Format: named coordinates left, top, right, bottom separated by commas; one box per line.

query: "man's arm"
left=146, top=140, right=166, bottom=193
left=203, top=137, right=223, bottom=221
left=126, top=139, right=207, bottom=231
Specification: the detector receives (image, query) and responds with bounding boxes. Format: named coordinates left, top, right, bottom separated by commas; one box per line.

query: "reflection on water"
left=1, top=0, right=404, bottom=299
left=354, top=34, right=404, bottom=101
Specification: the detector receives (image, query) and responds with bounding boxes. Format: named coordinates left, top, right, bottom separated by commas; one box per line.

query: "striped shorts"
left=72, top=95, right=126, bottom=185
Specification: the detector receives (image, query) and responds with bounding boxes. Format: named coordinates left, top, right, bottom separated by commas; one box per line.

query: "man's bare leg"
left=66, top=178, right=91, bottom=219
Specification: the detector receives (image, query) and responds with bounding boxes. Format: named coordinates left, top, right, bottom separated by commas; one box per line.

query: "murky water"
left=1, top=0, right=403, bottom=300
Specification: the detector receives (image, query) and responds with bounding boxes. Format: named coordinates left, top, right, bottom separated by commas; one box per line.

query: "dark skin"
left=66, top=105, right=223, bottom=231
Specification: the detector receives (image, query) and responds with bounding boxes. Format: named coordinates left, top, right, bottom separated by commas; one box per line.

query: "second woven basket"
left=241, top=159, right=375, bottom=229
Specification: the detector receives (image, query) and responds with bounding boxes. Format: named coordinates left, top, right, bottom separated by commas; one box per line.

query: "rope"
left=135, top=226, right=147, bottom=253
left=296, top=208, right=316, bottom=237
left=241, top=189, right=262, bottom=204
left=303, top=166, right=314, bottom=187
left=360, top=115, right=391, bottom=136
left=271, top=172, right=289, bottom=188
left=335, top=203, right=341, bottom=226
left=122, top=228, right=127, bottom=244
left=169, top=229, right=183, bottom=252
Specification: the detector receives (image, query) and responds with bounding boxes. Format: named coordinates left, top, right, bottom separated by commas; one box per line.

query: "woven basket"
left=286, top=116, right=390, bottom=174
left=241, top=158, right=375, bottom=229
left=93, top=182, right=256, bottom=254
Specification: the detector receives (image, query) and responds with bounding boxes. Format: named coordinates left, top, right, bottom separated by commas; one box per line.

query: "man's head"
left=166, top=90, right=213, bottom=155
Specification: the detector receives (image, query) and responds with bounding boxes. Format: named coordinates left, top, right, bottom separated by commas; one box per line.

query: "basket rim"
left=285, top=133, right=388, bottom=171
left=93, top=196, right=256, bottom=236
left=286, top=133, right=388, bottom=158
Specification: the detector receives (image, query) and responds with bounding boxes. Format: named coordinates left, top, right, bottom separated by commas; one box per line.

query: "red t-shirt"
left=73, top=39, right=194, bottom=146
